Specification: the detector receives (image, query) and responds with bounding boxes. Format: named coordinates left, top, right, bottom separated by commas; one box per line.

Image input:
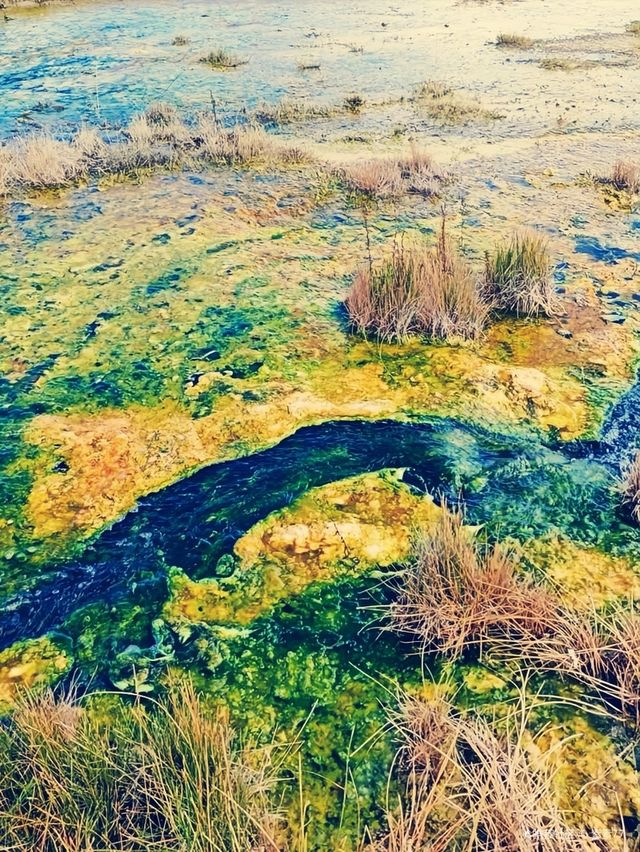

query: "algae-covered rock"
left=164, top=469, right=440, bottom=628
left=0, top=635, right=72, bottom=712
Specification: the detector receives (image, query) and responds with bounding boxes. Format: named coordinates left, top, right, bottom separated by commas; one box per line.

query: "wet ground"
left=2, top=0, right=640, bottom=847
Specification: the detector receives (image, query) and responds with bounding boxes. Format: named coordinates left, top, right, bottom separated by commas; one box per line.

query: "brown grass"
left=610, top=160, right=640, bottom=193
left=0, top=107, right=307, bottom=197
left=339, top=144, right=443, bottom=199
left=346, top=221, right=490, bottom=343
left=484, top=231, right=557, bottom=317
left=369, top=694, right=588, bottom=852
left=388, top=507, right=557, bottom=659
left=496, top=33, right=535, bottom=49
left=387, top=502, right=640, bottom=723
left=0, top=680, right=283, bottom=851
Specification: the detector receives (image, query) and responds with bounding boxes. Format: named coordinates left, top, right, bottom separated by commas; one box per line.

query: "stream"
left=3, top=390, right=640, bottom=651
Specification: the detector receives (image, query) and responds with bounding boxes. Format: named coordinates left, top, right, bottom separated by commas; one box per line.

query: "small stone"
left=556, top=327, right=573, bottom=339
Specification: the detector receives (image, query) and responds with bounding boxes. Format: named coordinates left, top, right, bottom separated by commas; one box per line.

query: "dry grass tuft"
left=484, top=231, right=557, bottom=317
left=200, top=48, right=247, bottom=69
left=172, top=34, right=190, bottom=46
left=0, top=110, right=307, bottom=197
left=496, top=33, right=535, bottom=49
left=370, top=695, right=586, bottom=851
left=626, top=20, right=640, bottom=35
left=388, top=508, right=557, bottom=658
left=610, top=159, right=640, bottom=193
left=0, top=680, right=283, bottom=852
left=339, top=144, right=444, bottom=200
left=346, top=222, right=489, bottom=343
left=388, top=503, right=640, bottom=722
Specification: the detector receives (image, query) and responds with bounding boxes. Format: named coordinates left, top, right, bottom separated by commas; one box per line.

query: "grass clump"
left=610, top=159, right=640, bottom=193
left=387, top=502, right=640, bottom=723
left=388, top=508, right=557, bottom=658
left=254, top=97, right=334, bottom=125
left=338, top=145, right=444, bottom=200
left=0, top=680, right=282, bottom=851
left=496, top=33, right=535, bottom=49
left=626, top=20, right=640, bottom=35
left=368, top=695, right=587, bottom=852
left=346, top=222, right=489, bottom=343
left=200, top=48, right=247, bottom=69
left=172, top=34, right=190, bottom=46
left=344, top=93, right=366, bottom=113
left=484, top=231, right=556, bottom=317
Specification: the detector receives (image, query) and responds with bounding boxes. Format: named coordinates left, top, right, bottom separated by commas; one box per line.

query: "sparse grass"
left=0, top=680, right=283, bottom=851
left=626, top=20, right=640, bottom=35
left=346, top=221, right=489, bottom=343
left=413, top=80, right=502, bottom=124
left=0, top=107, right=307, bottom=198
left=255, top=97, right=335, bottom=125
left=370, top=694, right=587, bottom=852
left=610, top=159, right=640, bottom=192
left=539, top=57, right=589, bottom=71
left=484, top=231, right=557, bottom=317
left=388, top=507, right=557, bottom=658
left=172, top=34, right=190, bottom=46
left=496, top=33, right=535, bottom=49
left=200, top=48, right=247, bottom=69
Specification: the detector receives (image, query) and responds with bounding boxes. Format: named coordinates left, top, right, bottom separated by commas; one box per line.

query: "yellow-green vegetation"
left=626, top=20, right=640, bottom=35
left=0, top=637, right=71, bottom=712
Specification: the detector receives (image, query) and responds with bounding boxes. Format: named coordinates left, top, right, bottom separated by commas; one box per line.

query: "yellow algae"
left=461, top=665, right=507, bottom=694
left=164, top=470, right=441, bottom=627
left=530, top=716, right=640, bottom=848
left=521, top=537, right=640, bottom=609
left=0, top=637, right=72, bottom=712
left=24, top=341, right=590, bottom=542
